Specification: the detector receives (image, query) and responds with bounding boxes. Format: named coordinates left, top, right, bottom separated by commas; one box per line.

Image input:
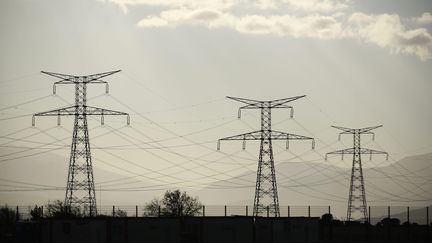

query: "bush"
left=378, top=217, right=400, bottom=227
left=113, top=208, right=127, bottom=217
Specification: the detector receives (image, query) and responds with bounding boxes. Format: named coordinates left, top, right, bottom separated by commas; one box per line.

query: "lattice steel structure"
left=217, top=96, right=315, bottom=217
left=326, top=125, right=388, bottom=222
left=32, top=70, right=129, bottom=216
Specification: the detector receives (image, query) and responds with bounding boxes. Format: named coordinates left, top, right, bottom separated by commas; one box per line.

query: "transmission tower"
left=32, top=70, right=130, bottom=216
left=217, top=96, right=315, bottom=217
left=326, top=125, right=388, bottom=222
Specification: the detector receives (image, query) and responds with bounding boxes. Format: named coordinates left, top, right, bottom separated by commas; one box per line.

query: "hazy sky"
left=0, top=0, right=431, bottom=208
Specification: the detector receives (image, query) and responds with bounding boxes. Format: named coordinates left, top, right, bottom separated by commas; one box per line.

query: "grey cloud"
left=396, top=29, right=432, bottom=46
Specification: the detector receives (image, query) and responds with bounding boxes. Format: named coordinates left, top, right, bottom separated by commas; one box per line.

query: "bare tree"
left=143, top=198, right=162, bottom=216
left=144, top=190, right=202, bottom=217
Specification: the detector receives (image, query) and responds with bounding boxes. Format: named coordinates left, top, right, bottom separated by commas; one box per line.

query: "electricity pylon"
left=32, top=70, right=130, bottom=216
left=326, top=125, right=388, bottom=222
left=217, top=96, right=315, bottom=217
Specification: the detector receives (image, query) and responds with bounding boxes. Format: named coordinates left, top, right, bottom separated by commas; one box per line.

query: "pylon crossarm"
left=325, top=148, right=355, bottom=160
left=268, top=95, right=305, bottom=108
left=54, top=79, right=76, bottom=85
left=41, top=71, right=78, bottom=81
left=270, top=105, right=293, bottom=109
left=85, top=106, right=129, bottom=116
left=42, top=70, right=121, bottom=83
left=85, top=106, right=130, bottom=125
left=32, top=106, right=130, bottom=126
left=84, top=70, right=121, bottom=81
left=33, top=106, right=77, bottom=117
left=33, top=106, right=128, bottom=117
left=271, top=130, right=315, bottom=149
left=332, top=125, right=383, bottom=134
left=359, top=148, right=389, bottom=160
left=217, top=130, right=262, bottom=150
left=54, top=79, right=108, bottom=85
left=331, top=125, right=355, bottom=133
left=219, top=130, right=262, bottom=141
left=227, top=96, right=263, bottom=107
left=358, top=148, right=387, bottom=154
left=358, top=125, right=382, bottom=134
left=270, top=130, right=313, bottom=140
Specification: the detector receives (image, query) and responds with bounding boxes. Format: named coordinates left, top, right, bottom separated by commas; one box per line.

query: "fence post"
left=112, top=206, right=115, bottom=217
left=388, top=206, right=390, bottom=219
left=288, top=206, right=290, bottom=217
left=267, top=206, right=269, bottom=217
left=308, top=206, right=311, bottom=218
left=158, top=206, right=161, bottom=217
left=202, top=205, right=205, bottom=217
left=407, top=206, right=410, bottom=223
left=368, top=206, right=371, bottom=224
left=135, top=205, right=138, bottom=217
left=41, top=205, right=44, bottom=218
left=16, top=206, right=19, bottom=221
left=427, top=207, right=429, bottom=225
left=224, top=205, right=227, bottom=217
left=328, top=206, right=331, bottom=215
left=246, top=206, right=248, bottom=216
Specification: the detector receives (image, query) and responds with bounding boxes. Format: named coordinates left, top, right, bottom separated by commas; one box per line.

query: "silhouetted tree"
left=29, top=205, right=43, bottom=220
left=144, top=190, right=202, bottom=217
left=0, top=205, right=18, bottom=243
left=0, top=205, right=18, bottom=224
left=45, top=200, right=81, bottom=218
left=143, top=198, right=162, bottom=216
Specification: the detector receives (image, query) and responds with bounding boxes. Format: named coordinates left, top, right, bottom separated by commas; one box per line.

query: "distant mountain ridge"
left=197, top=153, right=432, bottom=207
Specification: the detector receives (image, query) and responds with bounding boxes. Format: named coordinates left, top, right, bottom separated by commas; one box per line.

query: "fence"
left=5, top=205, right=431, bottom=225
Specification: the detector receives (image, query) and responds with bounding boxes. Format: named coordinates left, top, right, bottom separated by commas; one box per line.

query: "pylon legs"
left=65, top=115, right=97, bottom=216
left=347, top=154, right=368, bottom=221
left=253, top=138, right=280, bottom=217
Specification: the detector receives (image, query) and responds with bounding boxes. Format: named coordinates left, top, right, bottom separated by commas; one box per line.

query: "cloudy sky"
left=0, top=0, right=431, bottom=209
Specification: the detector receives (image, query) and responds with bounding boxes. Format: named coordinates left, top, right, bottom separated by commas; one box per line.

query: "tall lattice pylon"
left=32, top=70, right=130, bottom=216
left=326, top=125, right=388, bottom=222
left=217, top=96, right=315, bottom=217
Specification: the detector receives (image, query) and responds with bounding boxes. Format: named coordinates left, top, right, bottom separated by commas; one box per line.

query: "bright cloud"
left=102, top=0, right=350, bottom=13
left=278, top=0, right=350, bottom=12
left=349, top=13, right=432, bottom=60
left=235, top=14, right=344, bottom=39
left=100, top=0, right=238, bottom=13
left=137, top=9, right=344, bottom=39
left=137, top=8, right=235, bottom=28
left=99, top=0, right=432, bottom=60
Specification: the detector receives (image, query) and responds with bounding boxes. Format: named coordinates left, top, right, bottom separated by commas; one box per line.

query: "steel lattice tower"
left=326, top=125, right=388, bottom=222
left=218, top=96, right=314, bottom=217
left=32, top=70, right=129, bottom=216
